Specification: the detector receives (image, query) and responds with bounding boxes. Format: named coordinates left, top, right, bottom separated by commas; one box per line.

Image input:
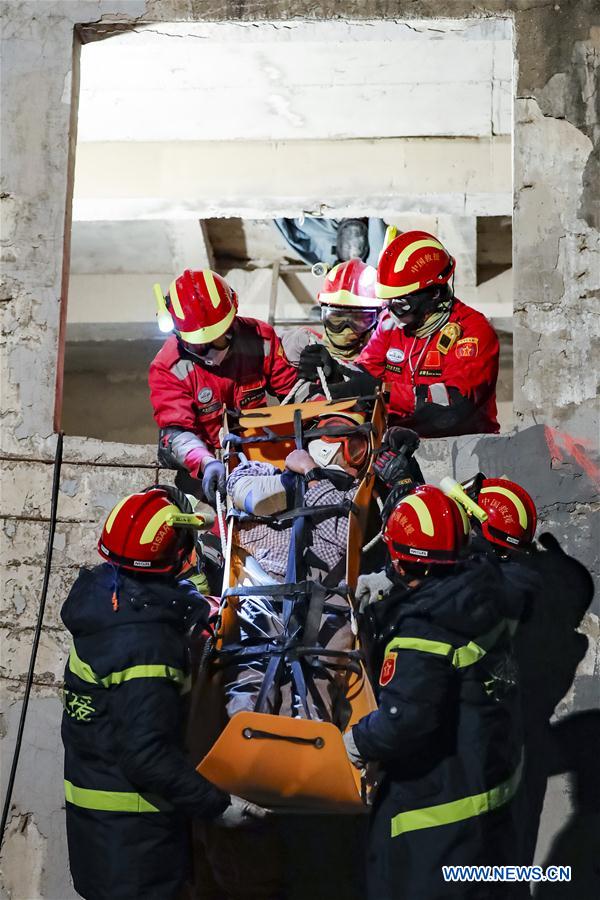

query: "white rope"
left=362, top=531, right=383, bottom=553
left=281, top=379, right=306, bottom=405
left=215, top=491, right=227, bottom=557
left=316, top=365, right=332, bottom=401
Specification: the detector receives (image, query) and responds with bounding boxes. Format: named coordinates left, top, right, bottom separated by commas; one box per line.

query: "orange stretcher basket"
left=191, top=396, right=386, bottom=811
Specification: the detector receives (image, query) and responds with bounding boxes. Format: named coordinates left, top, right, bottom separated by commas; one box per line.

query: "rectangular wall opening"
left=62, top=18, right=514, bottom=442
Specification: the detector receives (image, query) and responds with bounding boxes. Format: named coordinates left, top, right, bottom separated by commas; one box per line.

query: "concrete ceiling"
left=78, top=19, right=512, bottom=143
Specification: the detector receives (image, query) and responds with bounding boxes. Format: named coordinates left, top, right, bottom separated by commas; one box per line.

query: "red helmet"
left=166, top=269, right=238, bottom=345
left=376, top=230, right=455, bottom=300
left=318, top=260, right=381, bottom=310
left=98, top=488, right=194, bottom=575
left=477, top=479, right=537, bottom=550
left=307, top=412, right=369, bottom=469
left=383, top=484, right=469, bottom=568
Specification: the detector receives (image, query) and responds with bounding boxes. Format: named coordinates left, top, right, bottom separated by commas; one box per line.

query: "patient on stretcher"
left=222, top=414, right=369, bottom=725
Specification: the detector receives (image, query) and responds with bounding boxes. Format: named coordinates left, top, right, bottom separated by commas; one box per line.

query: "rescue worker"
left=149, top=269, right=298, bottom=505
left=61, top=487, right=264, bottom=900
left=282, top=258, right=382, bottom=384
left=345, top=484, right=534, bottom=899
left=323, top=230, right=500, bottom=436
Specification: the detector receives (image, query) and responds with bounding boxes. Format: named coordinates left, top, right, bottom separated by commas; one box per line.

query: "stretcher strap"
left=231, top=501, right=356, bottom=528
left=222, top=422, right=373, bottom=447
left=213, top=640, right=362, bottom=672
left=302, top=581, right=327, bottom=650
left=222, top=581, right=312, bottom=599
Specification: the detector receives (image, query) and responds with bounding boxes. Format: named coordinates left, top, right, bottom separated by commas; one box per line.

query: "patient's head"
left=306, top=413, right=369, bottom=477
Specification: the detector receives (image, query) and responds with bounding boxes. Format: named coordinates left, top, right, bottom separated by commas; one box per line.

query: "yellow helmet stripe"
left=325, top=263, right=342, bottom=283
left=375, top=281, right=421, bottom=300
left=140, top=504, right=181, bottom=544
left=105, top=496, right=131, bottom=534
left=382, top=225, right=398, bottom=252
left=203, top=270, right=222, bottom=309
left=178, top=303, right=236, bottom=344
left=169, top=279, right=184, bottom=319
left=321, top=289, right=382, bottom=308
left=393, top=239, right=446, bottom=274
left=480, top=486, right=528, bottom=528
left=400, top=495, right=435, bottom=536
left=454, top=500, right=470, bottom=535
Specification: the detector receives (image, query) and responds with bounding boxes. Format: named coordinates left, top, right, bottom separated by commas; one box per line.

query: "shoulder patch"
left=455, top=337, right=479, bottom=358
left=379, top=651, right=397, bottom=687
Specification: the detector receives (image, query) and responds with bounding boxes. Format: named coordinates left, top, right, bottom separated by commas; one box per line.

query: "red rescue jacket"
left=149, top=317, right=297, bottom=451
left=356, top=299, right=499, bottom=435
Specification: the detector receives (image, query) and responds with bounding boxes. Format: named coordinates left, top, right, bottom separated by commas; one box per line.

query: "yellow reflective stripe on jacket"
left=385, top=619, right=514, bottom=671
left=64, top=780, right=161, bottom=813
left=100, top=664, right=185, bottom=688
left=390, top=754, right=523, bottom=838
left=69, top=645, right=101, bottom=684
left=384, top=637, right=453, bottom=660
left=68, top=645, right=185, bottom=689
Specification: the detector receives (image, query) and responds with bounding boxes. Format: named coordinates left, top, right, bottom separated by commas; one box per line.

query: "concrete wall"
left=1, top=3, right=598, bottom=899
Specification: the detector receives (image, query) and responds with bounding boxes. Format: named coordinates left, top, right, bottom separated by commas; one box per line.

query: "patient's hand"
left=285, top=449, right=316, bottom=475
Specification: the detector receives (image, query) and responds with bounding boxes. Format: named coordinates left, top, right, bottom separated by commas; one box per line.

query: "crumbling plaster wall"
left=0, top=1, right=598, bottom=898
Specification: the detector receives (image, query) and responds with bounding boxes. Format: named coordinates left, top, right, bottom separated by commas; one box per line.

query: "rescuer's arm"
left=399, top=322, right=500, bottom=437
left=263, top=325, right=299, bottom=399
left=149, top=354, right=216, bottom=474
left=109, top=670, right=230, bottom=819
left=350, top=637, right=453, bottom=765
left=149, top=355, right=225, bottom=501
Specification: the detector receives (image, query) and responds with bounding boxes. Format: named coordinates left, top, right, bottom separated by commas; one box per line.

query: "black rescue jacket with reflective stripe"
left=61, top=564, right=229, bottom=900
left=353, top=554, right=540, bottom=900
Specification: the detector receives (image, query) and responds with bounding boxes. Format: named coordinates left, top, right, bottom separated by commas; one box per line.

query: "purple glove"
left=202, top=460, right=226, bottom=507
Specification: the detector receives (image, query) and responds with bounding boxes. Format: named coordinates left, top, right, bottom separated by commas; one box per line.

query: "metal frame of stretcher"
left=193, top=396, right=386, bottom=812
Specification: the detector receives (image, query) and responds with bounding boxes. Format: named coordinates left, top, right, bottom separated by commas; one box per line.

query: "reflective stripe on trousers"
left=390, top=753, right=523, bottom=838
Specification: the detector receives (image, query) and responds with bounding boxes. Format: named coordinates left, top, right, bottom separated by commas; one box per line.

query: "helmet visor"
left=321, top=306, right=379, bottom=335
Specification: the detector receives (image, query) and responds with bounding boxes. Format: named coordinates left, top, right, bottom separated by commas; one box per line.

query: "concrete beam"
left=73, top=136, right=512, bottom=220
left=165, top=219, right=214, bottom=272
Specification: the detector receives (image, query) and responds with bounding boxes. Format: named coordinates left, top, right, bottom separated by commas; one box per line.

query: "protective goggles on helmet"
left=385, top=287, right=442, bottom=318
left=321, top=306, right=379, bottom=335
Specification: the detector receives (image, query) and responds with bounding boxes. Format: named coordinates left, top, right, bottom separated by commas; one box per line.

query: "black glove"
left=328, top=371, right=380, bottom=400
left=384, top=427, right=420, bottom=455
left=202, top=460, right=226, bottom=507
left=298, top=345, right=343, bottom=383
left=373, top=427, right=424, bottom=489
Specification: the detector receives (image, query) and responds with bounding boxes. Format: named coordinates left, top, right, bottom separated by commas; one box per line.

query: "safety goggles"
left=321, top=306, right=379, bottom=335
left=385, top=288, right=436, bottom=318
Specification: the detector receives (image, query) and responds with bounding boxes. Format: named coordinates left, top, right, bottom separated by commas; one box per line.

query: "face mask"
left=308, top=438, right=341, bottom=468
left=183, top=334, right=232, bottom=367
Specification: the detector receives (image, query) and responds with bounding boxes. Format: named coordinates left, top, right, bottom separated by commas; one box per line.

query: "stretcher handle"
left=242, top=727, right=325, bottom=749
